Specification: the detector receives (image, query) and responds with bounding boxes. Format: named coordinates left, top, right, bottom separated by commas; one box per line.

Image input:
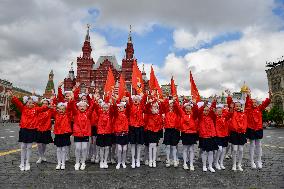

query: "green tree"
left=268, top=107, right=284, bottom=126
left=262, top=110, right=269, bottom=122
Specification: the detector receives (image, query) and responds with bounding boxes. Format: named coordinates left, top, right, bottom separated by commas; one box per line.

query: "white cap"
left=23, top=96, right=38, bottom=104
left=233, top=98, right=245, bottom=105
left=101, top=102, right=110, bottom=108
left=76, top=101, right=89, bottom=107
left=40, top=98, right=50, bottom=103
left=64, top=91, right=72, bottom=95
left=183, top=102, right=192, bottom=107
left=216, top=104, right=224, bottom=109
left=117, top=102, right=127, bottom=107
left=197, top=102, right=204, bottom=108
left=131, top=95, right=142, bottom=101
left=79, top=93, right=87, bottom=98
left=57, top=102, right=67, bottom=108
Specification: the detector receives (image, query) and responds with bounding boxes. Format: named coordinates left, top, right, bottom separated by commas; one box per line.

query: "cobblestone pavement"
left=0, top=123, right=283, bottom=189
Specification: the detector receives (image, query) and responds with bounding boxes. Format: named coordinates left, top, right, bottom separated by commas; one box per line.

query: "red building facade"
left=63, top=25, right=148, bottom=95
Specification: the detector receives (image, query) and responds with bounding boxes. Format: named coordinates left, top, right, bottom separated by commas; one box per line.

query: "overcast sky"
left=0, top=0, right=283, bottom=99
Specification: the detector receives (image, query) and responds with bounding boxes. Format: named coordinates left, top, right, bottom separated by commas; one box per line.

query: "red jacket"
left=230, top=111, right=248, bottom=133
left=143, top=101, right=165, bottom=132
left=95, top=103, right=114, bottom=135
left=215, top=110, right=232, bottom=137
left=175, top=101, right=198, bottom=133
left=198, top=102, right=216, bottom=138
left=37, top=109, right=52, bottom=132
left=11, top=97, right=48, bottom=130
left=70, top=100, right=94, bottom=137
left=52, top=109, right=72, bottom=135
left=126, top=94, right=147, bottom=127
left=113, top=105, right=129, bottom=133
left=246, top=96, right=270, bottom=131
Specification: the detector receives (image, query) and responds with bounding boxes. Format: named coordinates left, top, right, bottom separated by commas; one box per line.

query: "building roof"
left=93, top=55, right=121, bottom=71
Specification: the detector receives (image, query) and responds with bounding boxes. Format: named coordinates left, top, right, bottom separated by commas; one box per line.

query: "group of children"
left=7, top=82, right=271, bottom=172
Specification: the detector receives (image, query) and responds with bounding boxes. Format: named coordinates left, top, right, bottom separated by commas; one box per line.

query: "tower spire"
left=128, top=25, right=132, bottom=43
left=85, top=24, right=90, bottom=42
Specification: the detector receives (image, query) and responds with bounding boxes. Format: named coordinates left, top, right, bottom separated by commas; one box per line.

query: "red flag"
left=132, top=60, right=144, bottom=94
left=190, top=71, right=201, bottom=102
left=118, top=74, right=126, bottom=101
left=104, top=67, right=115, bottom=98
left=171, top=76, right=177, bottom=97
left=149, top=66, right=163, bottom=98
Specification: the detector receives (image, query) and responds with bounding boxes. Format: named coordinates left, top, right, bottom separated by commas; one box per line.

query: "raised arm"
left=11, top=96, right=24, bottom=112
left=258, top=98, right=271, bottom=111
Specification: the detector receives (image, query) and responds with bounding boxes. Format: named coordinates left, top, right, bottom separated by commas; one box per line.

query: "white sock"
left=166, top=145, right=171, bottom=162
left=189, top=145, right=194, bottom=166
left=122, top=145, right=127, bottom=164
left=172, top=146, right=177, bottom=162
left=215, top=146, right=222, bottom=165
left=220, top=147, right=226, bottom=165
left=153, top=144, right=157, bottom=162
left=208, top=151, right=214, bottom=168
left=37, top=143, right=42, bottom=158
left=201, top=151, right=207, bottom=168
left=149, top=143, right=154, bottom=162
left=131, top=144, right=136, bottom=163
left=249, top=140, right=255, bottom=164
left=25, top=143, right=32, bottom=165
left=20, top=143, right=27, bottom=165
left=232, top=145, right=238, bottom=167
left=61, top=146, right=67, bottom=165
left=144, top=146, right=149, bottom=162
left=57, top=147, right=62, bottom=165
left=100, top=147, right=104, bottom=163
left=81, top=142, right=88, bottom=164
left=137, top=144, right=142, bottom=162
left=255, top=139, right=262, bottom=163
left=183, top=145, right=189, bottom=165
left=104, top=146, right=109, bottom=163
left=117, top=145, right=122, bottom=164
left=75, top=142, right=82, bottom=164
left=237, top=145, right=244, bottom=166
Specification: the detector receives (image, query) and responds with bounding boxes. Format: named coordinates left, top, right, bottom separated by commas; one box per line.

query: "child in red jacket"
left=144, top=100, right=164, bottom=168
left=213, top=104, right=232, bottom=170
left=246, top=91, right=271, bottom=169
left=227, top=96, right=248, bottom=171
left=8, top=91, right=48, bottom=171
left=69, top=100, right=94, bottom=171
left=175, top=100, right=198, bottom=170
left=163, top=99, right=181, bottom=168
left=198, top=101, right=218, bottom=173
left=126, top=93, right=147, bottom=169
left=113, top=102, right=129, bottom=169
left=52, top=102, right=72, bottom=170
left=95, top=101, right=114, bottom=169
left=36, top=98, right=53, bottom=164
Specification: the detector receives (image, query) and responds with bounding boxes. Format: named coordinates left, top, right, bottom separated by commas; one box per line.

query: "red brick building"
left=64, top=25, right=148, bottom=95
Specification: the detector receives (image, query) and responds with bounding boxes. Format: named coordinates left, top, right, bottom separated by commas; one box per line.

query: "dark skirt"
left=96, top=134, right=113, bottom=147
left=181, top=132, right=198, bottom=145
left=158, top=129, right=164, bottom=139
left=18, top=128, right=37, bottom=143
left=36, top=130, right=53, bottom=144
left=54, top=134, right=71, bottom=147
left=230, top=132, right=247, bottom=145
left=74, top=136, right=89, bottom=142
left=199, top=137, right=218, bottom=152
left=129, top=126, right=144, bottom=145
left=163, top=128, right=180, bottom=146
left=246, top=128, right=263, bottom=140
left=115, top=134, right=129, bottom=145
left=91, top=126, right=97, bottom=136
left=144, top=130, right=159, bottom=146
left=215, top=136, right=229, bottom=147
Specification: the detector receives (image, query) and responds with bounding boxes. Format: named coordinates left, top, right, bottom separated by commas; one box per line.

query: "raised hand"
left=58, top=81, right=64, bottom=88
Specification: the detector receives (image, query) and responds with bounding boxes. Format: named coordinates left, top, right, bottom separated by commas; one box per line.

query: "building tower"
left=76, top=24, right=95, bottom=92
left=121, top=25, right=135, bottom=92
left=64, top=62, right=76, bottom=91
left=43, top=70, right=55, bottom=98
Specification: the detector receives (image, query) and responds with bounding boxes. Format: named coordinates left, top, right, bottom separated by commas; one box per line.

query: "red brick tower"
left=64, top=62, right=76, bottom=91
left=43, top=70, right=55, bottom=98
left=76, top=24, right=95, bottom=92
left=121, top=25, right=135, bottom=92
